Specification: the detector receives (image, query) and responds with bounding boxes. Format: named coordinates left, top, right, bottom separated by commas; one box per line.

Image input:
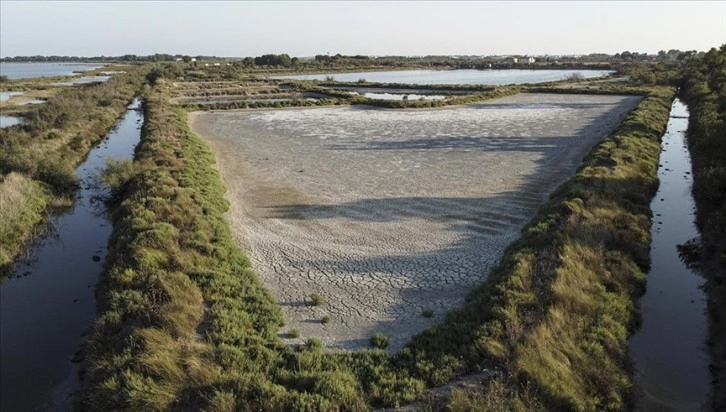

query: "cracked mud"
left=188, top=93, right=640, bottom=351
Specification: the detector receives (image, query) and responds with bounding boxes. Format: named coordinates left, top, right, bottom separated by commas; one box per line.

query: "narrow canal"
left=0, top=99, right=143, bottom=411
left=630, top=98, right=710, bottom=411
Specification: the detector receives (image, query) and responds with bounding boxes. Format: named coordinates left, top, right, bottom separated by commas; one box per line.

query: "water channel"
left=0, top=98, right=143, bottom=411
left=630, top=98, right=710, bottom=411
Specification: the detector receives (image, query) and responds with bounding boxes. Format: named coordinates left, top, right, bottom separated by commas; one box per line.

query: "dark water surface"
left=630, top=99, right=710, bottom=411
left=0, top=99, right=142, bottom=411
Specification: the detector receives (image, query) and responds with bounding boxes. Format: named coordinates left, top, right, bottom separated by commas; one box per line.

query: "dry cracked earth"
left=189, top=93, right=641, bottom=351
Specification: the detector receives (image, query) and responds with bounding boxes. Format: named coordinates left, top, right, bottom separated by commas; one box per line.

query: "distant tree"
left=182, top=55, right=192, bottom=63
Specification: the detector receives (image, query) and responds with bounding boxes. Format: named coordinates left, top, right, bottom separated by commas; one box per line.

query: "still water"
left=0, top=99, right=143, bottom=411
left=0, top=91, right=24, bottom=101
left=273, top=69, right=613, bottom=85
left=0, top=116, right=22, bottom=128
left=360, top=92, right=445, bottom=100
left=629, top=99, right=709, bottom=411
left=0, top=62, right=102, bottom=80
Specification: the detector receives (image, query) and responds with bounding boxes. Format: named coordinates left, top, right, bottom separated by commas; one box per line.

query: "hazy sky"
left=1, top=1, right=724, bottom=57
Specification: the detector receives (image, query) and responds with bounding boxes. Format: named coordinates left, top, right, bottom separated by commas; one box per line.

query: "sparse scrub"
left=422, top=309, right=434, bottom=318
left=321, top=316, right=331, bottom=324
left=289, top=329, right=301, bottom=338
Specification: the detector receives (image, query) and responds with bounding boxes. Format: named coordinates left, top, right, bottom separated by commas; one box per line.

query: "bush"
left=370, top=332, right=389, bottom=349
left=101, top=158, right=139, bottom=198
left=309, top=293, right=325, bottom=306
left=305, top=337, right=323, bottom=349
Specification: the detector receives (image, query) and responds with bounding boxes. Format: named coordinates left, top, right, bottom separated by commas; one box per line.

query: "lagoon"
left=273, top=69, right=614, bottom=85
left=0, top=62, right=103, bottom=80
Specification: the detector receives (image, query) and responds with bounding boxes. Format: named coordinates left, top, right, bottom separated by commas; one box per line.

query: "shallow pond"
left=186, top=97, right=317, bottom=105
left=0, top=62, right=102, bottom=80
left=0, top=115, right=22, bottom=128
left=629, top=98, right=709, bottom=411
left=0, top=99, right=143, bottom=411
left=273, top=69, right=614, bottom=85
left=361, top=92, right=445, bottom=101
left=0, top=91, right=24, bottom=101
left=51, top=76, right=111, bottom=87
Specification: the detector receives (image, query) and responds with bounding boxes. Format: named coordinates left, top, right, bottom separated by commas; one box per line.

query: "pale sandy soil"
left=188, top=93, right=640, bottom=351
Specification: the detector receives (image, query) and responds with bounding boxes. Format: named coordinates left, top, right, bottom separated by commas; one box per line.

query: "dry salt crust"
left=189, top=93, right=641, bottom=351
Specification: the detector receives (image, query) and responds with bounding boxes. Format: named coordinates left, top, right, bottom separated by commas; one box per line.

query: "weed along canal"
left=630, top=98, right=710, bottom=411
left=0, top=99, right=143, bottom=411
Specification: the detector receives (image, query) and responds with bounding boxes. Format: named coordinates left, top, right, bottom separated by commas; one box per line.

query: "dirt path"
left=188, top=93, right=640, bottom=351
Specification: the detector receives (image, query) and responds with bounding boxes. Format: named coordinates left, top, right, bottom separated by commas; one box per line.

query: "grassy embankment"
left=83, top=78, right=675, bottom=410
left=0, top=68, right=147, bottom=275
left=681, top=44, right=726, bottom=411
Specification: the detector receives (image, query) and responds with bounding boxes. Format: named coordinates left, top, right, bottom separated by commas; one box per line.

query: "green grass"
left=0, top=173, right=51, bottom=274
left=83, top=77, right=676, bottom=411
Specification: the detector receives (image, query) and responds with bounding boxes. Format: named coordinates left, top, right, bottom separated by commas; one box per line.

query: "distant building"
left=175, top=58, right=182, bottom=61
left=213, top=63, right=221, bottom=66
left=511, top=57, right=518, bottom=64
left=526, top=56, right=536, bottom=64
left=190, top=58, right=197, bottom=62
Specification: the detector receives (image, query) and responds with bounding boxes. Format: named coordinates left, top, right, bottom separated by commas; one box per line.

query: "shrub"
left=305, top=337, right=323, bottom=349
left=101, top=158, right=139, bottom=199
left=321, top=316, right=331, bottom=324
left=370, top=332, right=389, bottom=349
left=309, top=293, right=325, bottom=306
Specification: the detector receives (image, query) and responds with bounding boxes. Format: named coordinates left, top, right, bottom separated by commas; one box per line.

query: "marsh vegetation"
left=78, top=66, right=679, bottom=410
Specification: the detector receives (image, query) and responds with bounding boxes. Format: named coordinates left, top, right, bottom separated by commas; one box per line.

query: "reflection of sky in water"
left=274, top=69, right=614, bottom=85
left=0, top=62, right=102, bottom=79
left=0, top=91, right=24, bottom=101
left=0, top=116, right=23, bottom=128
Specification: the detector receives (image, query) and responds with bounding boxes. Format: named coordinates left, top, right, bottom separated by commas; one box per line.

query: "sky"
left=1, top=1, right=724, bottom=58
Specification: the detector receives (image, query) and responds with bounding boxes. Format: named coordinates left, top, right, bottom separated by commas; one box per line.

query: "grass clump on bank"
left=681, top=44, right=726, bottom=411
left=83, top=75, right=676, bottom=410
left=0, top=173, right=51, bottom=270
